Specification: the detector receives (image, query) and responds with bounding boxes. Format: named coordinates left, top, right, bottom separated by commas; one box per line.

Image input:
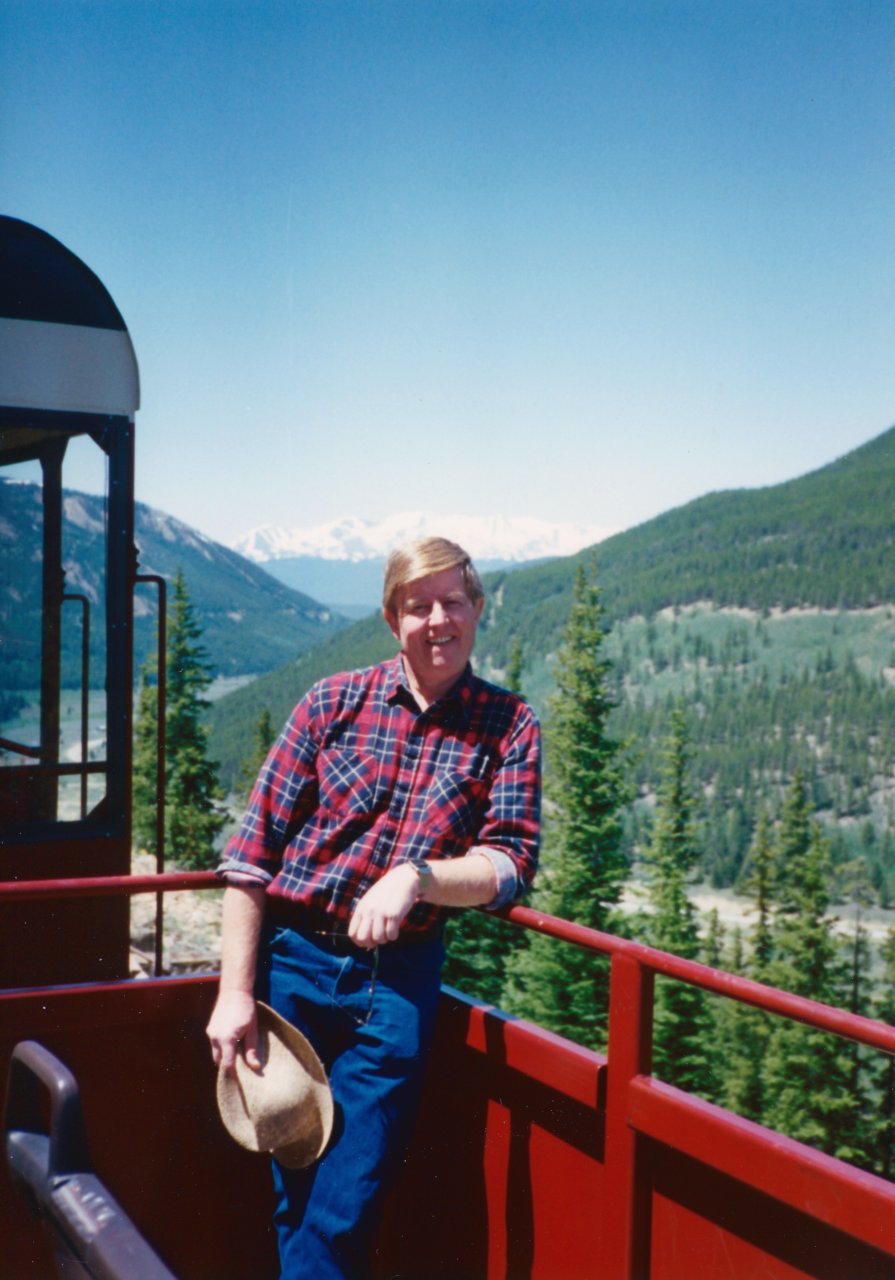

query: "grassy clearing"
left=605, top=605, right=895, bottom=706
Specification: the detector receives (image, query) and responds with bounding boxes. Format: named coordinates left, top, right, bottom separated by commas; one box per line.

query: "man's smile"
left=387, top=565, right=485, bottom=706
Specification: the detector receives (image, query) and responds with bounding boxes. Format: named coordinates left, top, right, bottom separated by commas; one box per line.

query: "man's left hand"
left=348, top=863, right=419, bottom=949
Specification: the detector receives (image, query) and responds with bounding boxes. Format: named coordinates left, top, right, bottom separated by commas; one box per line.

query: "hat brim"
left=216, top=1001, right=334, bottom=1169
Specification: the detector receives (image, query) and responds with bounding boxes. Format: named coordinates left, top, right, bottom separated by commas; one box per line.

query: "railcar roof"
left=0, top=215, right=139, bottom=418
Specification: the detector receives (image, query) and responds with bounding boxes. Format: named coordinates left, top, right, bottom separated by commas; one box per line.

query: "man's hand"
left=207, top=883, right=266, bottom=1070
left=348, top=863, right=419, bottom=949
left=206, top=989, right=261, bottom=1072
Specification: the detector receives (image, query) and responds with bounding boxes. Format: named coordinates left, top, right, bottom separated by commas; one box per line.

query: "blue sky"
left=3, top=0, right=894, bottom=547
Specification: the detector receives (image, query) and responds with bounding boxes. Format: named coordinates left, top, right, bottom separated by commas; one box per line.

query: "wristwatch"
left=412, top=862, right=433, bottom=900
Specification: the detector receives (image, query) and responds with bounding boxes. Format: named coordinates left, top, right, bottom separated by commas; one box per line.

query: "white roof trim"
left=0, top=317, right=140, bottom=416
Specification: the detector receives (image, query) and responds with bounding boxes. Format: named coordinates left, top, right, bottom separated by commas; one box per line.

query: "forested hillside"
left=472, top=422, right=895, bottom=678
left=208, top=424, right=895, bottom=899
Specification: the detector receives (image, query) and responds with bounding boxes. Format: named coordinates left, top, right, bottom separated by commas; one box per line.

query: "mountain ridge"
left=210, top=419, right=895, bottom=721
left=232, top=510, right=613, bottom=565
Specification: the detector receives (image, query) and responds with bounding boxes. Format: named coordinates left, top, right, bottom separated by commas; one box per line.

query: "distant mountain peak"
left=231, top=511, right=613, bottom=565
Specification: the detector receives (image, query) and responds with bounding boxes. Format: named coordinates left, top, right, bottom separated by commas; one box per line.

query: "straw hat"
left=216, top=1002, right=333, bottom=1169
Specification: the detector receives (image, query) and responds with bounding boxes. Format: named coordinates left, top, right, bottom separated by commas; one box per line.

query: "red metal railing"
left=507, top=903, right=895, bottom=1053
left=3, top=876, right=895, bottom=1277
left=3, top=874, right=895, bottom=1054
left=3, top=872, right=215, bottom=902
left=503, top=903, right=895, bottom=1273
left=133, top=571, right=168, bottom=975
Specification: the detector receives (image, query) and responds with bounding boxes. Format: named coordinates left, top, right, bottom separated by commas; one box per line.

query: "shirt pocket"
left=421, top=750, right=496, bottom=839
left=316, top=746, right=386, bottom=818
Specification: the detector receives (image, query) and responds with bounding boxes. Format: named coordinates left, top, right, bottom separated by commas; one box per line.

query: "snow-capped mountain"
left=231, top=512, right=611, bottom=565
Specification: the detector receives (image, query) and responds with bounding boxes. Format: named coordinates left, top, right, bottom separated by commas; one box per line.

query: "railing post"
left=134, top=572, right=167, bottom=976
left=604, top=951, right=654, bottom=1280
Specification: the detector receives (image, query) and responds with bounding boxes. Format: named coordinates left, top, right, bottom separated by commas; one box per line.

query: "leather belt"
left=265, top=895, right=442, bottom=950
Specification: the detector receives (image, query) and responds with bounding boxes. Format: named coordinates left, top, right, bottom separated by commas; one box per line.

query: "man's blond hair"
left=382, top=537, right=484, bottom=616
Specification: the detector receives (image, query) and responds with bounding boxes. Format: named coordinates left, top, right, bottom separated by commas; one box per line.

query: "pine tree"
left=132, top=665, right=160, bottom=855
left=761, top=820, right=861, bottom=1162
left=720, top=811, right=774, bottom=1121
left=646, top=705, right=716, bottom=1097
left=715, top=928, right=765, bottom=1121
left=767, top=819, right=832, bottom=1002
left=235, top=707, right=276, bottom=807
left=700, top=910, right=731, bottom=1096
left=505, top=634, right=524, bottom=695
left=165, top=570, right=225, bottom=869
left=834, top=860, right=882, bottom=1173
left=502, top=559, right=631, bottom=1047
left=841, top=860, right=875, bottom=1023
left=703, top=908, right=725, bottom=968
left=773, top=767, right=812, bottom=913
left=742, top=810, right=775, bottom=982
left=442, top=911, right=515, bottom=1008
left=872, top=927, right=895, bottom=1177
left=132, top=569, right=225, bottom=871
left=841, top=906, right=876, bottom=1171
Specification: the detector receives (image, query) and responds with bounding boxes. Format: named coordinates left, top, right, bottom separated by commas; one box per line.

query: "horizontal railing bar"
left=503, top=904, right=895, bottom=1057
left=2, top=877, right=892, bottom=1056
left=0, top=872, right=217, bottom=901
left=0, top=973, right=216, bottom=1017
left=441, top=987, right=605, bottom=1108
left=629, top=1075, right=895, bottom=1255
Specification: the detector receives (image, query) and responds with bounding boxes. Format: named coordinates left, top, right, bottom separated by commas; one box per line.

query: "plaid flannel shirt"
left=218, top=655, right=541, bottom=935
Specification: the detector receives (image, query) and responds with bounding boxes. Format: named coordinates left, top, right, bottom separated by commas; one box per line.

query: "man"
left=206, top=536, right=541, bottom=1279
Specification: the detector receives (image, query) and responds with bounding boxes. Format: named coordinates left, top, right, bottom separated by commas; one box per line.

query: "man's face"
left=386, top=566, right=484, bottom=703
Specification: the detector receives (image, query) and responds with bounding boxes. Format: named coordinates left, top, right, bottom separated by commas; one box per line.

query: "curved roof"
left=0, top=216, right=139, bottom=417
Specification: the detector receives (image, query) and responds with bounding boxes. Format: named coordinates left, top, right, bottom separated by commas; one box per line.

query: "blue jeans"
left=256, top=922, right=445, bottom=1280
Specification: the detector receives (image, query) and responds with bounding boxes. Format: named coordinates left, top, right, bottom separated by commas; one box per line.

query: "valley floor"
left=620, top=877, right=895, bottom=945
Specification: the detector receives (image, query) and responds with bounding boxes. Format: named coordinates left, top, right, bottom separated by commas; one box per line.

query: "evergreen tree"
left=132, top=665, right=160, bottom=855
left=132, top=569, right=225, bottom=870
left=872, top=927, right=895, bottom=1178
left=742, top=810, right=775, bottom=981
left=834, top=860, right=882, bottom=1173
left=703, top=908, right=725, bottom=968
left=773, top=768, right=812, bottom=912
left=840, top=904, right=876, bottom=1171
left=720, top=811, right=774, bottom=1121
left=715, top=928, right=765, bottom=1121
left=505, top=634, right=524, bottom=695
left=767, top=818, right=832, bottom=1000
left=646, top=706, right=716, bottom=1097
left=502, top=559, right=630, bottom=1047
left=166, top=570, right=225, bottom=869
left=762, top=820, right=863, bottom=1163
left=442, top=909, right=515, bottom=1008
left=841, top=860, right=875, bottom=1018
left=700, top=909, right=731, bottom=1097
left=235, top=707, right=276, bottom=807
